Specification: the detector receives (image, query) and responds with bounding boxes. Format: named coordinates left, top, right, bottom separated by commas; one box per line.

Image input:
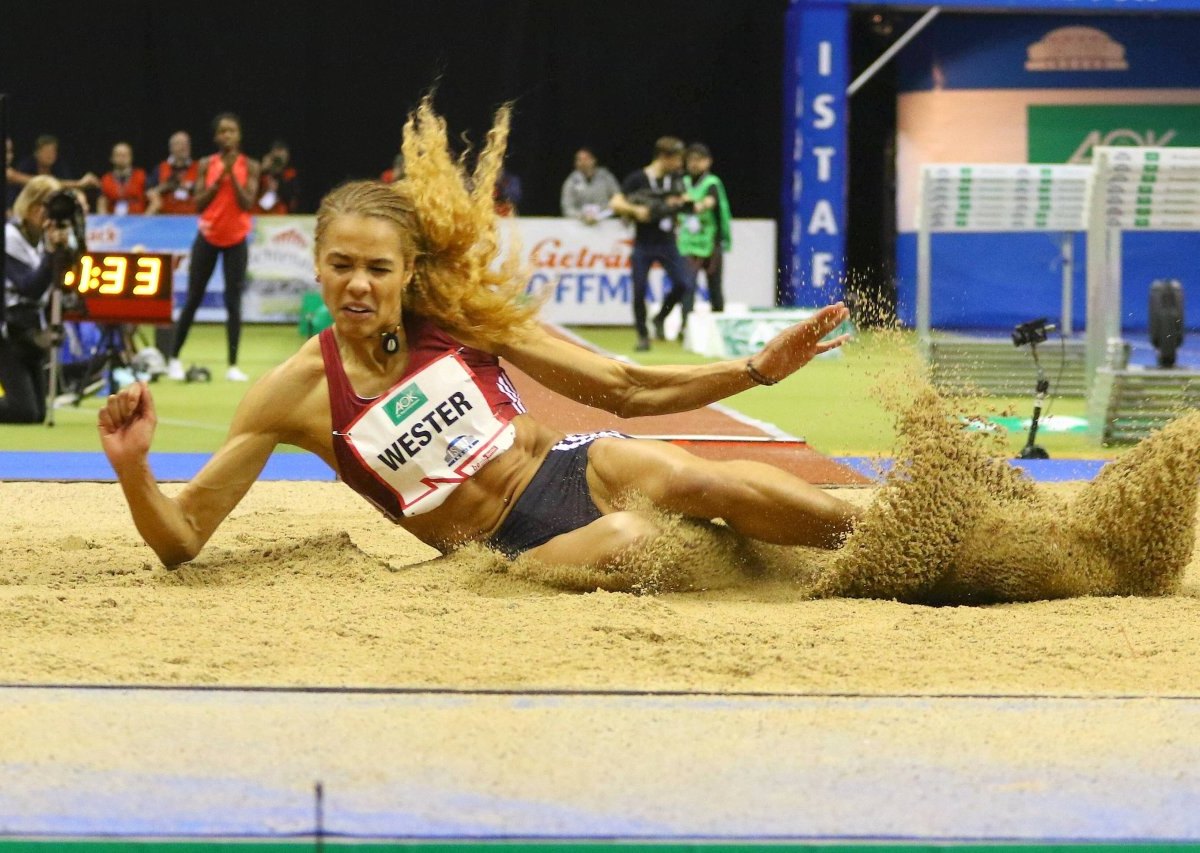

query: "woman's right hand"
left=98, top=382, right=157, bottom=468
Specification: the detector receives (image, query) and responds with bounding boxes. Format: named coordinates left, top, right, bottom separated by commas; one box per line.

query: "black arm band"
left=746, top=360, right=778, bottom=386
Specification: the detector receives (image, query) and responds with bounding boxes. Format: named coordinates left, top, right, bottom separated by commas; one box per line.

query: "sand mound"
left=491, top=383, right=1200, bottom=606
left=164, top=531, right=390, bottom=588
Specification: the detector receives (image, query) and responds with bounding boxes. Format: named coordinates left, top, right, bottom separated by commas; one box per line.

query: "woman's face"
left=23, top=201, right=45, bottom=232
left=316, top=214, right=413, bottom=342
left=214, top=119, right=241, bottom=152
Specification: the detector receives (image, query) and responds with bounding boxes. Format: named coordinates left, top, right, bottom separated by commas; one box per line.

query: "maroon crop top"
left=319, top=317, right=526, bottom=520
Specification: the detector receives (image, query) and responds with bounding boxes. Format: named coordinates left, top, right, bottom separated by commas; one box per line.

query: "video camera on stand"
left=1011, top=318, right=1058, bottom=460
left=1011, top=318, right=1054, bottom=349
left=43, top=189, right=89, bottom=317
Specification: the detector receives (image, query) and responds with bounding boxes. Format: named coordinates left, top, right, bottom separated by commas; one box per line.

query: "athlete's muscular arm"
left=230, top=158, right=260, bottom=211
left=191, top=157, right=219, bottom=212
left=493, top=303, right=850, bottom=418
left=98, top=371, right=290, bottom=565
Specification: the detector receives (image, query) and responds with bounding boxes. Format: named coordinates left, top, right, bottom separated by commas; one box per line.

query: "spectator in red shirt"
left=97, top=142, right=149, bottom=215
left=380, top=152, right=405, bottom=184
left=254, top=140, right=299, bottom=214
left=147, top=131, right=199, bottom=215
left=166, top=112, right=260, bottom=383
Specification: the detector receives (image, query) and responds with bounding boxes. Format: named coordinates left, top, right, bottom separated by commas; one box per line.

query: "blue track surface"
left=1, top=687, right=1197, bottom=840
left=0, top=451, right=337, bottom=482
left=0, top=452, right=1107, bottom=483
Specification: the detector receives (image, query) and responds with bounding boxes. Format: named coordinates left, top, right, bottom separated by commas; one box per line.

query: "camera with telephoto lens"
left=42, top=189, right=88, bottom=321
left=627, top=187, right=694, bottom=222
left=43, top=188, right=87, bottom=262
left=1012, top=318, right=1055, bottom=348
left=44, top=188, right=82, bottom=229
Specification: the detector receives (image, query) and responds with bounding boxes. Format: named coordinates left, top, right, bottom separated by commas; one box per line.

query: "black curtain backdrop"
left=2, top=0, right=786, bottom=219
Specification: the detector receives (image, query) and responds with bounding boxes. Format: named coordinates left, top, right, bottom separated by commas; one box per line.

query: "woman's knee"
left=522, top=511, right=660, bottom=573
left=592, top=511, right=661, bottom=565
left=651, top=460, right=748, bottom=514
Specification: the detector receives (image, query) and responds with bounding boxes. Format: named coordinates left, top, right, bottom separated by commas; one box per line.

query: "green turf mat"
left=571, top=326, right=1113, bottom=459
left=0, top=323, right=1119, bottom=459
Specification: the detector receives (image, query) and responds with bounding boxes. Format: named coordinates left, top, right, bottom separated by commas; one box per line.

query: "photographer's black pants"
left=173, top=233, right=248, bottom=366
left=630, top=242, right=695, bottom=339
left=0, top=331, right=48, bottom=424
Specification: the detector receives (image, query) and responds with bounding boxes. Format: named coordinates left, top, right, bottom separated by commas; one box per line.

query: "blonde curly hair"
left=314, top=97, right=539, bottom=345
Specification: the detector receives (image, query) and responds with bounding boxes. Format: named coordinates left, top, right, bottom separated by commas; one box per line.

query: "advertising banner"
left=781, top=1, right=849, bottom=306
left=894, top=13, right=1200, bottom=331
left=85, top=215, right=777, bottom=326
left=1028, top=104, right=1200, bottom=163
left=517, top=217, right=777, bottom=325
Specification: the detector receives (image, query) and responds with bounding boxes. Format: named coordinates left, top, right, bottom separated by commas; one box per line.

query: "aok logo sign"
left=1069, top=129, right=1178, bottom=164
left=385, top=384, right=428, bottom=426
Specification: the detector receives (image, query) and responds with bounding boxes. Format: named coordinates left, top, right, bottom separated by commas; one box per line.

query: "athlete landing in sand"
left=99, top=97, right=860, bottom=573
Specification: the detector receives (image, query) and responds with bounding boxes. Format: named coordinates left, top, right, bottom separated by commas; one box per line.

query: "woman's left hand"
left=747, top=302, right=851, bottom=384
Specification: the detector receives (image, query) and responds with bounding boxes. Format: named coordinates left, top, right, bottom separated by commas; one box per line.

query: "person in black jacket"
left=1, top=176, right=71, bottom=423
left=610, top=136, right=697, bottom=351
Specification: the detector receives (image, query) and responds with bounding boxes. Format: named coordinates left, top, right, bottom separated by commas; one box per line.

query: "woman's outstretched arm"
left=495, top=302, right=850, bottom=418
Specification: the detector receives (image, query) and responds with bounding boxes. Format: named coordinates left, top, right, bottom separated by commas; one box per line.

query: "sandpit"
left=2, top=473, right=1198, bottom=696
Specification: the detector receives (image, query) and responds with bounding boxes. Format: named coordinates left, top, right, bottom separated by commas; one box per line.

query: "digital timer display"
left=62, top=252, right=174, bottom=323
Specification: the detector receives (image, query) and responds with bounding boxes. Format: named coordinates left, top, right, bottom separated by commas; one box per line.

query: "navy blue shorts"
left=486, top=431, right=625, bottom=558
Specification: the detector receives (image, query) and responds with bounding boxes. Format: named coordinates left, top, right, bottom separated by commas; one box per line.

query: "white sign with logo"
left=342, top=353, right=515, bottom=516
left=1025, top=26, right=1129, bottom=72
left=507, top=217, right=777, bottom=325
left=85, top=214, right=778, bottom=324
left=244, top=216, right=319, bottom=322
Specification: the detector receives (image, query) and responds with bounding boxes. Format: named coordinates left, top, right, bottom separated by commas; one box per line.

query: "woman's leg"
left=586, top=438, right=860, bottom=548
left=220, top=239, right=248, bottom=366
left=523, top=510, right=661, bottom=572
left=173, top=233, right=220, bottom=359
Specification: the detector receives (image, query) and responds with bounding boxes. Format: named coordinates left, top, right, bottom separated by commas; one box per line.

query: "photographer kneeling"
left=1, top=176, right=72, bottom=423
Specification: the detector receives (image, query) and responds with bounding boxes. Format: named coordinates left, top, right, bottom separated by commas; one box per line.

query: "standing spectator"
left=166, top=112, right=260, bottom=383
left=678, top=143, right=732, bottom=312
left=255, top=139, right=299, bottom=214
left=5, top=138, right=32, bottom=215
left=97, top=142, right=149, bottom=215
left=380, top=152, right=405, bottom=184
left=494, top=167, right=522, bottom=216
left=147, top=131, right=199, bottom=215
left=14, top=135, right=99, bottom=195
left=1, top=176, right=71, bottom=423
left=609, top=136, right=696, bottom=351
left=560, top=147, right=619, bottom=224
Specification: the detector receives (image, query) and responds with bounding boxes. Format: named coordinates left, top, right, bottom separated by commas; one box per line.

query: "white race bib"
left=342, top=352, right=515, bottom=517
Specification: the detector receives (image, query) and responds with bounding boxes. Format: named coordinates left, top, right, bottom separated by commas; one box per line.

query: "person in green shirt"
left=678, top=143, right=732, bottom=312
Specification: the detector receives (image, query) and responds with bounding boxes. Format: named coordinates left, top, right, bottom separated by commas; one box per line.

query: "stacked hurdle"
left=1086, top=147, right=1200, bottom=443
left=916, top=163, right=1094, bottom=397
